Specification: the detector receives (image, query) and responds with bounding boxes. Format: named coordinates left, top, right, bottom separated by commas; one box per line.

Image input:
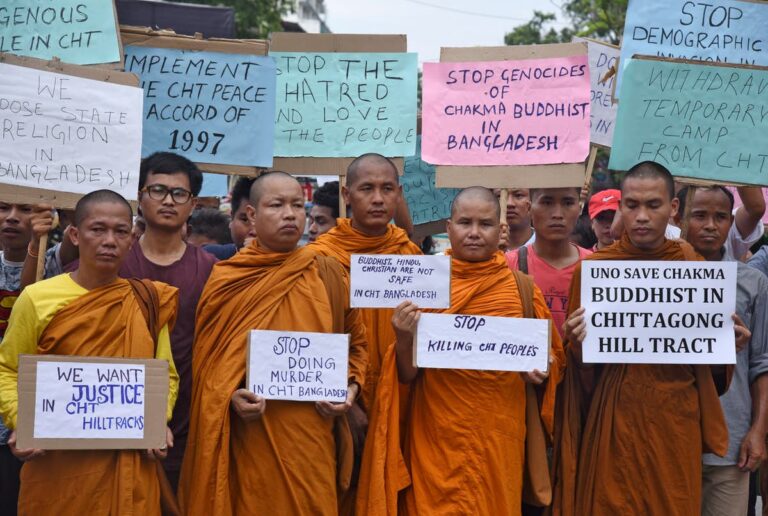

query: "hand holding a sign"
left=30, top=205, right=55, bottom=244
left=146, top=426, right=174, bottom=461
left=393, top=301, right=421, bottom=383
left=7, top=430, right=44, bottom=462
left=733, top=314, right=751, bottom=353
left=520, top=360, right=551, bottom=385
left=564, top=306, right=587, bottom=352
left=231, top=389, right=266, bottom=421
left=315, top=383, right=359, bottom=418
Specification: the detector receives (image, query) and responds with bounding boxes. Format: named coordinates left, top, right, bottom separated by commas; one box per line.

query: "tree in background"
left=504, top=11, right=573, bottom=46
left=167, top=0, right=294, bottom=38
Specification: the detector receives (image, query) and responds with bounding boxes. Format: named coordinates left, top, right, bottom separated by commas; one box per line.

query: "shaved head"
left=74, top=189, right=132, bottom=227
left=450, top=186, right=500, bottom=220
left=622, top=161, right=675, bottom=200
left=250, top=171, right=300, bottom=205
left=346, top=153, right=399, bottom=187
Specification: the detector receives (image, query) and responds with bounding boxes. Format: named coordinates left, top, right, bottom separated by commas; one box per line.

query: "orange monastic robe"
left=358, top=251, right=566, bottom=515
left=20, top=280, right=177, bottom=515
left=309, top=218, right=421, bottom=409
left=551, top=234, right=731, bottom=516
left=178, top=243, right=368, bottom=516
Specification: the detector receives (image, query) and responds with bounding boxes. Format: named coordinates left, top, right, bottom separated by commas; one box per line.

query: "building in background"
left=282, top=0, right=330, bottom=33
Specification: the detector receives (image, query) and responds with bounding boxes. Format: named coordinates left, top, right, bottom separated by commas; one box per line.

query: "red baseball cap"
left=589, top=189, right=621, bottom=220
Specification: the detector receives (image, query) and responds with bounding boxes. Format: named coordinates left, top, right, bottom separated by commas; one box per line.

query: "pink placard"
left=422, top=56, right=591, bottom=166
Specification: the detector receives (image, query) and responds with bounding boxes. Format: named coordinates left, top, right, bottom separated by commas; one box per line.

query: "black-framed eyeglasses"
left=141, top=184, right=193, bottom=204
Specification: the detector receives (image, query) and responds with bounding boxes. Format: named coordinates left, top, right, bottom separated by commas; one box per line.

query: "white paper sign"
left=34, top=361, right=145, bottom=439
left=581, top=261, right=737, bottom=364
left=350, top=254, right=451, bottom=309
left=0, top=63, right=143, bottom=199
left=574, top=37, right=620, bottom=148
left=415, top=313, right=550, bottom=372
left=247, top=330, right=349, bottom=402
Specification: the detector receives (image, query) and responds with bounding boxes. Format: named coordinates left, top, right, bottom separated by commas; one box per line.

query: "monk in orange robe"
left=554, top=162, right=744, bottom=515
left=358, top=187, right=565, bottom=515
left=178, top=172, right=368, bottom=515
left=0, top=190, right=178, bottom=515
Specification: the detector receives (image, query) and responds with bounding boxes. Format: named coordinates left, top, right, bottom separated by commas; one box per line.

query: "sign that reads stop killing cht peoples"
left=124, top=46, right=277, bottom=167
left=271, top=52, right=418, bottom=157
left=247, top=330, right=349, bottom=403
left=421, top=55, right=591, bottom=166
left=581, top=261, right=737, bottom=364
left=350, top=254, right=451, bottom=309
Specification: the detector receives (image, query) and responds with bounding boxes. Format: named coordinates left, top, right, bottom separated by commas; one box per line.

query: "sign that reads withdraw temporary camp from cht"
left=581, top=261, right=737, bottom=364
left=0, top=63, right=143, bottom=200
left=415, top=313, right=550, bottom=372
left=248, top=330, right=349, bottom=403
left=421, top=55, right=591, bottom=166
left=609, top=58, right=768, bottom=185
left=350, top=254, right=451, bottom=309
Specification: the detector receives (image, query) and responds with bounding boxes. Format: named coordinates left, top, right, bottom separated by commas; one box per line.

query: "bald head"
left=250, top=171, right=300, bottom=205
left=346, top=153, right=399, bottom=187
left=74, top=189, right=132, bottom=226
left=622, top=161, right=675, bottom=200
left=450, top=186, right=500, bottom=220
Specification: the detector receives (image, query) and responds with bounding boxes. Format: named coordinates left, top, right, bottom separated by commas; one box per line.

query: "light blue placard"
left=124, top=46, right=276, bottom=167
left=0, top=0, right=121, bottom=65
left=608, top=58, right=768, bottom=186
left=199, top=173, right=229, bottom=198
left=403, top=137, right=458, bottom=226
left=271, top=52, right=418, bottom=157
left=617, top=0, right=768, bottom=94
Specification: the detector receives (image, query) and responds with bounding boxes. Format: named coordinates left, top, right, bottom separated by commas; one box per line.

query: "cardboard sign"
left=617, top=0, right=768, bottom=95
left=0, top=61, right=143, bottom=201
left=581, top=261, right=737, bottom=364
left=403, top=136, right=459, bottom=226
left=422, top=55, right=590, bottom=166
left=415, top=313, right=550, bottom=372
left=16, top=355, right=169, bottom=450
left=350, top=254, right=451, bottom=309
left=609, top=57, right=768, bottom=186
left=247, top=330, right=349, bottom=402
left=574, top=37, right=620, bottom=148
left=123, top=46, right=276, bottom=167
left=0, top=0, right=122, bottom=65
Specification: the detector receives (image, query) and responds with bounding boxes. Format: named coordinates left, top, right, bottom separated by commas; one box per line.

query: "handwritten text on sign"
left=415, top=313, right=549, bottom=372
left=581, top=261, right=737, bottom=364
left=617, top=0, right=768, bottom=95
left=124, top=47, right=276, bottom=167
left=608, top=59, right=768, bottom=186
left=0, top=0, right=121, bottom=65
left=421, top=56, right=591, bottom=166
left=403, top=136, right=459, bottom=225
left=0, top=63, right=143, bottom=199
left=248, top=330, right=348, bottom=402
left=271, top=52, right=418, bottom=157
left=350, top=254, right=451, bottom=309
left=34, top=362, right=145, bottom=439
left=574, top=38, right=620, bottom=148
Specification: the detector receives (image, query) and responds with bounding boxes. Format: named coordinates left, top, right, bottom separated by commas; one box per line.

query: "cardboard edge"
left=412, top=220, right=447, bottom=240
left=435, top=164, right=586, bottom=189
left=272, top=157, right=404, bottom=176
left=0, top=53, right=138, bottom=86
left=120, top=26, right=268, bottom=55
left=440, top=42, right=587, bottom=62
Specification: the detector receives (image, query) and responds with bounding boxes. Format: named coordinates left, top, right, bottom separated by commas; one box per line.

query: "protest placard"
left=350, top=254, right=451, bottom=309
left=0, top=56, right=143, bottom=208
left=247, top=330, right=349, bottom=403
left=573, top=37, right=620, bottom=148
left=0, top=0, right=122, bottom=65
left=16, top=355, right=169, bottom=450
left=402, top=136, right=459, bottom=227
left=581, top=260, right=737, bottom=364
left=414, top=313, right=550, bottom=372
left=617, top=0, right=768, bottom=95
left=608, top=57, right=768, bottom=186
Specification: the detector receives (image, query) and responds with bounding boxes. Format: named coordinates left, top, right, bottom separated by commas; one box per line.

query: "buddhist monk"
left=357, top=186, right=565, bottom=515
left=0, top=190, right=178, bottom=515
left=178, top=172, right=368, bottom=515
left=553, top=162, right=746, bottom=515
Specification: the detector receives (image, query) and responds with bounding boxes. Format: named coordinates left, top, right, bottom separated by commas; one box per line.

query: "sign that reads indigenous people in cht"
left=0, top=63, right=143, bottom=200
left=402, top=136, right=459, bottom=226
left=581, top=261, right=737, bottom=364
left=617, top=0, right=768, bottom=95
left=415, top=313, right=550, bottom=372
left=573, top=38, right=620, bottom=148
left=0, top=0, right=121, bottom=65
left=124, top=46, right=277, bottom=167
left=248, top=330, right=349, bottom=403
left=350, top=254, right=451, bottom=309
left=421, top=56, right=591, bottom=166
left=609, top=58, right=768, bottom=185
left=271, top=52, right=418, bottom=157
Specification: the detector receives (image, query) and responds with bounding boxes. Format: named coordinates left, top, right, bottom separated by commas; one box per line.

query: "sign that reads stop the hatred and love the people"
left=247, top=330, right=349, bottom=403
left=415, top=313, right=550, bottom=372
left=0, top=63, right=143, bottom=200
left=608, top=58, right=768, bottom=185
left=350, top=254, right=451, bottom=309
left=421, top=55, right=591, bottom=166
left=123, top=46, right=277, bottom=167
left=581, top=261, right=737, bottom=364
left=573, top=37, right=620, bottom=148
left=271, top=52, right=418, bottom=158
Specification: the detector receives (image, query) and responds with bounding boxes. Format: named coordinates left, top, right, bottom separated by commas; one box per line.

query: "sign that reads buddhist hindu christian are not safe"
left=581, top=261, right=737, bottom=364
left=350, top=254, right=451, bottom=309
left=247, top=330, right=349, bottom=403
left=415, top=313, right=550, bottom=372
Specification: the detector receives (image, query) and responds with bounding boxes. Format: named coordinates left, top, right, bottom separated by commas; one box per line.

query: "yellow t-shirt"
left=0, top=274, right=179, bottom=429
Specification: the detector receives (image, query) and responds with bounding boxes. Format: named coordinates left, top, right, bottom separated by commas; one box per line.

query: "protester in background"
left=187, top=208, right=232, bottom=247
left=132, top=214, right=147, bottom=243
left=308, top=181, right=340, bottom=243
left=203, top=177, right=257, bottom=261
left=589, top=189, right=621, bottom=251
left=498, top=189, right=535, bottom=251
